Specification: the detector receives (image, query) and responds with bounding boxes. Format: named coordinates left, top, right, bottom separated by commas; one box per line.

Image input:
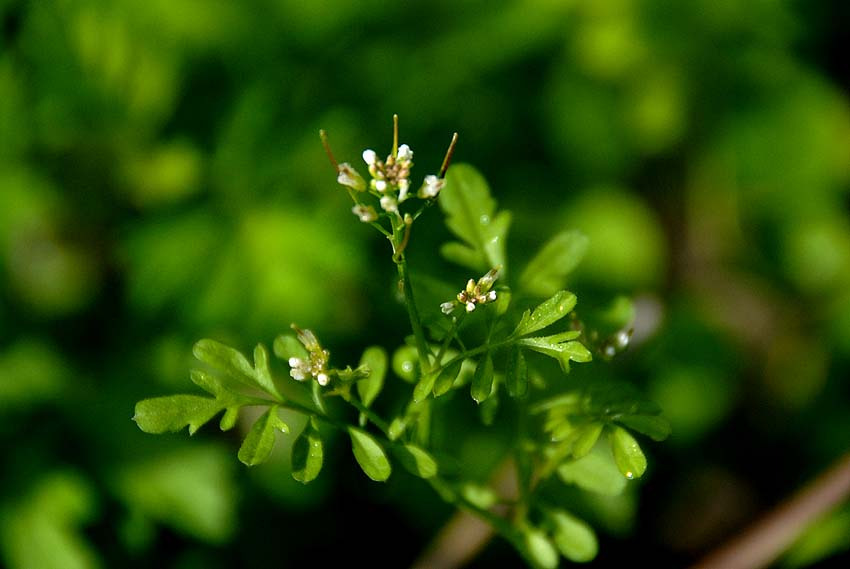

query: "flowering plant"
left=134, top=117, right=669, bottom=567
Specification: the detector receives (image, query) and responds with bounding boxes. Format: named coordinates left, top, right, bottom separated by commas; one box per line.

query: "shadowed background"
left=2, top=0, right=850, bottom=567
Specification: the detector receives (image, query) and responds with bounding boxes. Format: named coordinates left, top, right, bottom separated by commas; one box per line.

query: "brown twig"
left=690, top=452, right=850, bottom=569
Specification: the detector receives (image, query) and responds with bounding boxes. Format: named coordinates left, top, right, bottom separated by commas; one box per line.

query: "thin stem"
left=439, top=132, right=459, bottom=178
left=345, top=396, right=391, bottom=436
left=319, top=129, right=339, bottom=170
left=396, top=256, right=433, bottom=374
left=392, top=114, right=399, bottom=158
left=435, top=314, right=464, bottom=364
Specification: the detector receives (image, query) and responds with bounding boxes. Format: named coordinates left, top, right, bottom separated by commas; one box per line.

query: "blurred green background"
left=2, top=0, right=850, bottom=567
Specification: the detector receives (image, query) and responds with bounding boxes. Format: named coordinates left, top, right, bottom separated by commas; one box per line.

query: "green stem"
left=396, top=255, right=433, bottom=373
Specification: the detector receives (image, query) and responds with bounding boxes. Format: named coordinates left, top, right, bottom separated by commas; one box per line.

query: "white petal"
left=362, top=149, right=377, bottom=165
left=397, top=144, right=413, bottom=161
left=466, top=302, right=476, bottom=312
left=316, top=372, right=329, bottom=386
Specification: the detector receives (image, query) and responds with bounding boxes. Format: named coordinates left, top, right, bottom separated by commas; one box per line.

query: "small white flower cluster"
left=441, top=267, right=501, bottom=314
left=288, top=326, right=331, bottom=386
left=333, top=129, right=448, bottom=223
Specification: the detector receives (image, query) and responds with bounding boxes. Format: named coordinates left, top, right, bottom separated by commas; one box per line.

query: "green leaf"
left=291, top=419, right=323, bottom=483
left=273, top=334, right=308, bottom=361
left=609, top=426, right=647, bottom=479
left=392, top=344, right=419, bottom=383
left=506, top=345, right=528, bottom=398
left=439, top=163, right=511, bottom=273
left=617, top=414, right=671, bottom=442
left=514, top=291, right=578, bottom=337
left=546, top=509, right=598, bottom=563
left=388, top=417, right=407, bottom=441
left=470, top=352, right=495, bottom=403
left=523, top=528, right=559, bottom=569
left=193, top=339, right=282, bottom=399
left=520, top=231, right=589, bottom=297
left=434, top=359, right=463, bottom=397
left=348, top=428, right=392, bottom=481
left=391, top=444, right=438, bottom=479
left=357, top=346, right=387, bottom=408
left=572, top=423, right=604, bottom=459
left=413, top=369, right=438, bottom=403
left=519, top=334, right=592, bottom=373
left=134, top=395, right=224, bottom=435
left=237, top=406, right=288, bottom=466
left=479, top=390, right=499, bottom=425
left=557, top=445, right=627, bottom=496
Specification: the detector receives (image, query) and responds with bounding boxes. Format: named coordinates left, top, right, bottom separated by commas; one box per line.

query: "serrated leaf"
left=547, top=509, right=598, bottom=563
left=557, top=445, right=627, bottom=496
left=238, top=406, right=288, bottom=466
left=190, top=369, right=224, bottom=396
left=470, top=352, right=495, bottom=403
left=520, top=230, right=589, bottom=297
left=609, top=426, right=647, bottom=479
left=617, top=414, right=671, bottom=442
left=348, top=428, right=391, bottom=481
left=193, top=339, right=281, bottom=399
left=506, top=345, right=528, bottom=398
left=273, top=334, right=308, bottom=361
left=391, top=444, right=438, bottom=479
left=357, top=346, right=387, bottom=408
left=514, top=291, right=577, bottom=337
left=291, top=419, right=323, bottom=483
left=134, top=395, right=224, bottom=435
left=519, top=335, right=592, bottom=373
left=434, top=359, right=463, bottom=397
left=219, top=407, right=240, bottom=431
left=439, top=164, right=511, bottom=273
left=523, top=528, right=559, bottom=569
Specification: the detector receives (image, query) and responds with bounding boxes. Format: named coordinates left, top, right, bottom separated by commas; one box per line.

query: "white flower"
left=337, top=163, right=365, bottom=191
left=465, top=302, right=476, bottom=312
left=397, top=144, right=413, bottom=162
left=380, top=195, right=398, bottom=213
left=440, top=301, right=455, bottom=314
left=398, top=178, right=410, bottom=202
left=419, top=175, right=445, bottom=198
left=374, top=179, right=387, bottom=192
left=362, top=149, right=377, bottom=165
left=352, top=204, right=378, bottom=223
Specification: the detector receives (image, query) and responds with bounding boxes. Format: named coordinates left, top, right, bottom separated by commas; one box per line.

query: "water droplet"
left=625, top=471, right=634, bottom=479
left=402, top=362, right=413, bottom=372
left=479, top=214, right=490, bottom=225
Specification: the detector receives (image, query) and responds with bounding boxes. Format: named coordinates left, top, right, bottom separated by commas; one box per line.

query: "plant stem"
left=396, top=255, right=433, bottom=373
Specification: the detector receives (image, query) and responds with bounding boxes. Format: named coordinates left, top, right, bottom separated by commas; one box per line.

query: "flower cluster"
left=441, top=267, right=501, bottom=314
left=288, top=325, right=331, bottom=386
left=325, top=117, right=455, bottom=224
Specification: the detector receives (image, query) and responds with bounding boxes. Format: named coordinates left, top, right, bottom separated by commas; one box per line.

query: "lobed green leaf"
left=134, top=395, right=224, bottom=435
left=238, top=406, right=288, bottom=466
left=291, top=418, right=323, bottom=483
left=193, top=339, right=282, bottom=399
left=348, top=427, right=392, bottom=481
left=439, top=164, right=511, bottom=273
left=514, top=291, right=577, bottom=337
left=520, top=230, right=589, bottom=297
left=518, top=334, right=592, bottom=373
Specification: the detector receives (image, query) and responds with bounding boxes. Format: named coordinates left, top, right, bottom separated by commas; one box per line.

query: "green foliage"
left=291, top=418, right=324, bottom=483
left=237, top=406, right=289, bottom=466
left=348, top=427, right=392, bottom=482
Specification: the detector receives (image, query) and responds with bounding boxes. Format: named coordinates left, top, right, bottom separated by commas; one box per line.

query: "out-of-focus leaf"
left=617, top=414, right=671, bottom=442
left=470, top=352, right=495, bottom=403
left=433, top=359, right=463, bottom=397
left=439, top=164, right=511, bottom=273
left=348, top=428, right=391, bottom=482
left=505, top=345, right=528, bottom=398
left=237, top=406, right=288, bottom=466
left=391, top=444, right=438, bottom=479
left=114, top=446, right=236, bottom=543
left=782, top=507, right=850, bottom=568
left=514, top=291, right=578, bottom=336
left=0, top=340, right=70, bottom=411
left=546, top=509, right=598, bottom=563
left=273, top=334, right=308, bottom=361
left=609, top=426, right=647, bottom=479
left=357, top=346, right=387, bottom=408
left=572, top=423, right=604, bottom=459
left=557, top=445, right=626, bottom=496
left=291, top=418, right=323, bottom=483
left=0, top=471, right=100, bottom=569
left=520, top=231, right=589, bottom=297
left=413, top=369, right=438, bottom=403
left=392, top=345, right=419, bottom=383
left=523, top=527, right=559, bottom=569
